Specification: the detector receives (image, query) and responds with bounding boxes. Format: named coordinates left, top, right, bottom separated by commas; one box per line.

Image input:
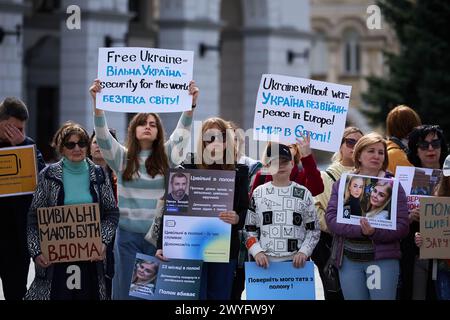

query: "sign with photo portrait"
left=336, top=173, right=399, bottom=230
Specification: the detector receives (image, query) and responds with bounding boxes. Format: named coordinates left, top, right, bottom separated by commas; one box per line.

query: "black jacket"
left=157, top=154, right=249, bottom=259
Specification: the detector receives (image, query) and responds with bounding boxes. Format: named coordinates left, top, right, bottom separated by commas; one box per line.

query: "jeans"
left=112, top=227, right=156, bottom=300
left=339, top=255, right=399, bottom=300
left=199, top=260, right=237, bottom=300
left=436, top=268, right=450, bottom=300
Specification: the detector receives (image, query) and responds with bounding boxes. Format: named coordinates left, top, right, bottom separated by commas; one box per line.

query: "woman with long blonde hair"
left=156, top=116, right=249, bottom=300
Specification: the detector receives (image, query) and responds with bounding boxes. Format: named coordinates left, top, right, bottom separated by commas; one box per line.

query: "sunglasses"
left=205, top=132, right=226, bottom=144
left=417, top=139, right=441, bottom=151
left=343, top=138, right=358, bottom=149
left=64, top=141, right=88, bottom=149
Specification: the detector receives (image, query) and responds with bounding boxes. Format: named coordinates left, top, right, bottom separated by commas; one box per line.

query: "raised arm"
left=166, top=80, right=198, bottom=167
left=89, top=79, right=127, bottom=173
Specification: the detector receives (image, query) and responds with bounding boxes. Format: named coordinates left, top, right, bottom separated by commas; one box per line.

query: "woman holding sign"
left=25, top=121, right=119, bottom=300
left=312, top=126, right=363, bottom=300
left=90, top=79, right=198, bottom=300
left=155, top=117, right=249, bottom=300
left=325, top=132, right=409, bottom=300
left=414, top=159, right=450, bottom=300
left=399, top=125, right=448, bottom=300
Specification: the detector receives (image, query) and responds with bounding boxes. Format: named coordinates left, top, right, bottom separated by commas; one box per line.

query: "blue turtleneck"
left=62, top=157, right=93, bottom=205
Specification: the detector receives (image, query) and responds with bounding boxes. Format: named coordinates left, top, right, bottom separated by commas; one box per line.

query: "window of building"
left=32, top=0, right=61, bottom=13
left=311, top=30, right=328, bottom=76
left=343, top=28, right=360, bottom=75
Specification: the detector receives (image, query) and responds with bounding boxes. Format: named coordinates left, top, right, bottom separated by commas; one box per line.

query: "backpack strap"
left=325, top=170, right=337, bottom=182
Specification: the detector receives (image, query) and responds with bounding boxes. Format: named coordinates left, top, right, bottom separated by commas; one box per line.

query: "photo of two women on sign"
left=337, top=173, right=399, bottom=230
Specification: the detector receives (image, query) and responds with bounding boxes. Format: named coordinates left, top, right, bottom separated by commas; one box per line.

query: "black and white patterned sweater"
left=245, top=182, right=320, bottom=260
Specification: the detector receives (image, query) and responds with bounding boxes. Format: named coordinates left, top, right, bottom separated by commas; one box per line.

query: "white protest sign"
left=97, top=47, right=194, bottom=113
left=253, top=74, right=351, bottom=152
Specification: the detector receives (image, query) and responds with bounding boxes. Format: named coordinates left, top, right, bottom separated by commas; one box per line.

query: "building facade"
left=0, top=0, right=396, bottom=162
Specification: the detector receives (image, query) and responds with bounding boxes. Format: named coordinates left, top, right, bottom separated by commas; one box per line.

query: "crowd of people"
left=0, top=86, right=449, bottom=301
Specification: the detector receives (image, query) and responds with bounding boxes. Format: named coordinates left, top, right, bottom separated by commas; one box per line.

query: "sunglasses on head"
left=417, top=139, right=441, bottom=151
left=64, top=140, right=88, bottom=149
left=343, top=138, right=358, bottom=149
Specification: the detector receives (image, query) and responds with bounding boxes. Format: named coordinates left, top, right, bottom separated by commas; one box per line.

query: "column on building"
left=59, top=0, right=130, bottom=136
left=158, top=0, right=222, bottom=136
left=241, top=0, right=312, bottom=131
left=0, top=0, right=26, bottom=99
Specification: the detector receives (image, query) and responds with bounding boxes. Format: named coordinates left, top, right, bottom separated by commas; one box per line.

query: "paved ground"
left=1, top=261, right=324, bottom=300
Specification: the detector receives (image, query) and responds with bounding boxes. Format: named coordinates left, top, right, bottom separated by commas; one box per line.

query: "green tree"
left=363, top=0, right=450, bottom=142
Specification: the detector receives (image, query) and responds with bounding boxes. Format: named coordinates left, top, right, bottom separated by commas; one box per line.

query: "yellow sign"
left=0, top=145, right=38, bottom=197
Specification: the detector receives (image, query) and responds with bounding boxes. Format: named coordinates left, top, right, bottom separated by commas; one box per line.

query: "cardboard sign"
left=129, top=253, right=202, bottom=300
left=37, top=203, right=102, bottom=263
left=0, top=145, right=37, bottom=197
left=163, top=169, right=235, bottom=263
left=253, top=74, right=351, bottom=152
left=419, top=197, right=450, bottom=259
left=97, top=47, right=194, bottom=113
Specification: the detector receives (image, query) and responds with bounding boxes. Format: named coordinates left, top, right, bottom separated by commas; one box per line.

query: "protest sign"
left=37, top=203, right=102, bottom=263
left=253, top=74, right=351, bottom=152
left=163, top=169, right=235, bottom=263
left=97, top=47, right=194, bottom=113
left=245, top=261, right=315, bottom=300
left=0, top=145, right=37, bottom=197
left=419, top=197, right=450, bottom=259
left=396, top=166, right=443, bottom=213
left=129, top=253, right=202, bottom=300
left=337, top=173, right=398, bottom=230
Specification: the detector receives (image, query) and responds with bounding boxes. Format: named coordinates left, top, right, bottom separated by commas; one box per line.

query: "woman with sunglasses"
left=326, top=132, right=409, bottom=300
left=312, top=126, right=363, bottom=300
left=155, top=117, right=249, bottom=300
left=414, top=155, right=450, bottom=300
left=386, top=105, right=422, bottom=174
left=25, top=121, right=119, bottom=300
left=89, top=79, right=199, bottom=300
left=250, top=133, right=324, bottom=197
left=399, top=125, right=448, bottom=300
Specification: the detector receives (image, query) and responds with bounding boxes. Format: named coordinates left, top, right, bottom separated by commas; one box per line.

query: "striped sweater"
left=94, top=112, right=192, bottom=234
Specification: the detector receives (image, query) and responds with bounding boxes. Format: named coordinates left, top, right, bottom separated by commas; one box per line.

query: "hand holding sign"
left=218, top=210, right=239, bottom=225
left=409, top=207, right=420, bottom=223
left=295, top=133, right=312, bottom=159
left=90, top=79, right=103, bottom=116
left=188, top=80, right=199, bottom=108
left=35, top=254, right=50, bottom=269
left=293, top=252, right=307, bottom=268
left=360, top=218, right=375, bottom=236
left=155, top=249, right=169, bottom=262
left=255, top=252, right=270, bottom=269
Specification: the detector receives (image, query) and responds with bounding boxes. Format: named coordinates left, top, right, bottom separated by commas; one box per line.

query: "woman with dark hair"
left=89, top=79, right=199, bottom=300
left=25, top=121, right=119, bottom=300
left=415, top=157, right=450, bottom=300
left=399, top=125, right=448, bottom=300
left=88, top=129, right=119, bottom=298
